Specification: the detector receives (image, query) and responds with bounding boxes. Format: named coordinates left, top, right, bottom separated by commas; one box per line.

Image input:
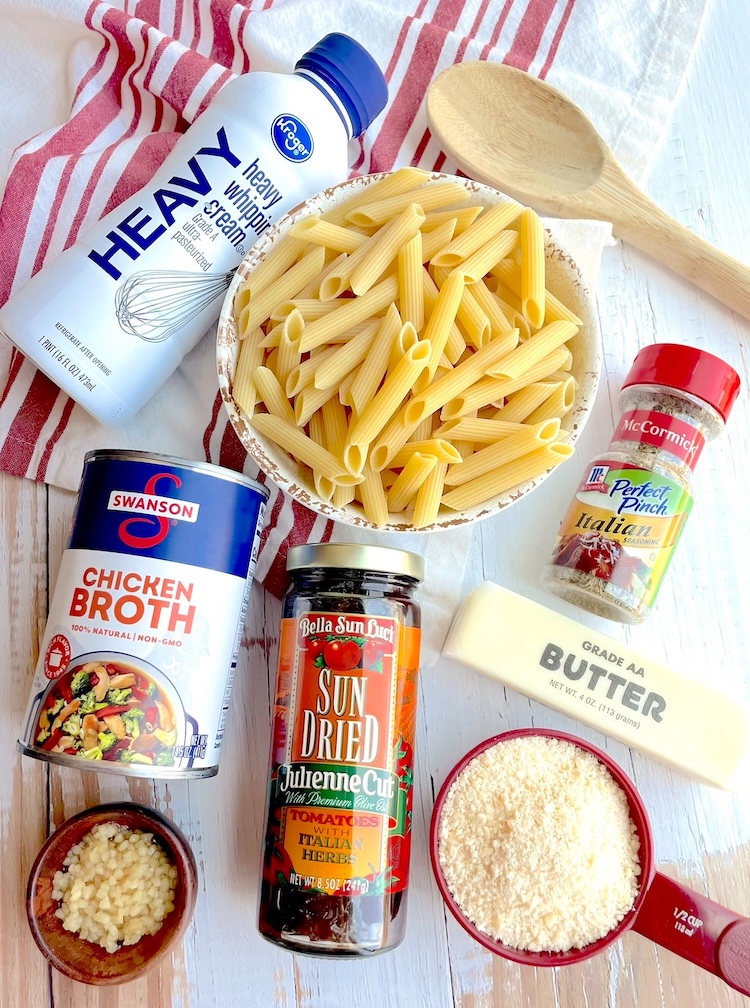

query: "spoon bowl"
left=427, top=61, right=750, bottom=320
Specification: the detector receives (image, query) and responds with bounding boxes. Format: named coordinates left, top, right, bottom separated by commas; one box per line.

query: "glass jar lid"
left=287, top=542, right=424, bottom=582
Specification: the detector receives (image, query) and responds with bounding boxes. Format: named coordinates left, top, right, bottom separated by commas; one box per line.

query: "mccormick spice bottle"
left=258, top=542, right=423, bottom=957
left=542, top=343, right=740, bottom=624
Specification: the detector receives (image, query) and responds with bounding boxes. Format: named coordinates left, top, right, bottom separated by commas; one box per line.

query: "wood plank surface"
left=2, top=0, right=750, bottom=1005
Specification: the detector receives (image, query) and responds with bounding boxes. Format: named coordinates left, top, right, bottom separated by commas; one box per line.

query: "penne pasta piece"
left=350, top=203, right=425, bottom=296
left=333, top=484, right=356, bottom=508
left=387, top=452, right=438, bottom=513
left=459, top=230, right=519, bottom=284
left=388, top=319, right=420, bottom=374
left=250, top=413, right=363, bottom=485
left=422, top=269, right=466, bottom=380
left=398, top=232, right=425, bottom=332
left=254, top=366, right=296, bottom=425
left=487, top=321, right=578, bottom=380
left=412, top=461, right=449, bottom=529
left=231, top=327, right=265, bottom=417
left=321, top=397, right=350, bottom=460
left=431, top=201, right=524, bottom=268
left=433, top=264, right=489, bottom=349
left=444, top=419, right=561, bottom=487
left=308, top=410, right=335, bottom=502
left=441, top=344, right=571, bottom=418
left=435, top=417, right=532, bottom=443
left=518, top=207, right=546, bottom=328
left=289, top=215, right=367, bottom=254
left=493, top=289, right=531, bottom=340
left=275, top=310, right=303, bottom=388
left=359, top=463, right=390, bottom=526
left=494, top=381, right=561, bottom=423
left=368, top=404, right=423, bottom=472
left=346, top=181, right=471, bottom=227
left=322, top=167, right=432, bottom=226
left=349, top=336, right=430, bottom=446
left=421, top=268, right=465, bottom=364
left=523, top=375, right=577, bottom=424
left=234, top=234, right=308, bottom=310
left=294, top=383, right=339, bottom=428
left=286, top=345, right=339, bottom=397
left=338, top=370, right=358, bottom=412
left=240, top=246, right=326, bottom=332
left=420, top=219, right=458, bottom=263
left=404, top=328, right=519, bottom=425
left=544, top=288, right=583, bottom=326
left=350, top=304, right=402, bottom=415
left=313, top=320, right=379, bottom=390
left=270, top=298, right=338, bottom=322
left=441, top=443, right=574, bottom=511
left=299, top=275, right=399, bottom=352
left=471, top=278, right=513, bottom=337
left=390, top=439, right=462, bottom=467
left=410, top=416, right=435, bottom=442
left=422, top=206, right=484, bottom=234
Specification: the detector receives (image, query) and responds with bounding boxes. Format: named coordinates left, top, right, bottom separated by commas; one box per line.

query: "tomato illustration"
left=363, top=639, right=387, bottom=668
left=307, top=637, right=327, bottom=659
left=323, top=639, right=362, bottom=671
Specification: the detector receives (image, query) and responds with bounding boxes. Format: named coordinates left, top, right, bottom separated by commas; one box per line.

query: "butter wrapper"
left=442, top=581, right=749, bottom=790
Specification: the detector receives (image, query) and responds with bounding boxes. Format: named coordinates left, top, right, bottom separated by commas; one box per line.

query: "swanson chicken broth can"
left=18, top=450, right=269, bottom=778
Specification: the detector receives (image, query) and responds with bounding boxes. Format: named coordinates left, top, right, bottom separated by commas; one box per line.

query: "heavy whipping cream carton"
left=0, top=34, right=387, bottom=423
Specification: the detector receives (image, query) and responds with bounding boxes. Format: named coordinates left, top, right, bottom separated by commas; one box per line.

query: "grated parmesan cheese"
left=437, top=736, right=641, bottom=952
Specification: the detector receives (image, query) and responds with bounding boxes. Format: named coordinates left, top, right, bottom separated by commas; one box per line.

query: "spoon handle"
left=602, top=163, right=750, bottom=320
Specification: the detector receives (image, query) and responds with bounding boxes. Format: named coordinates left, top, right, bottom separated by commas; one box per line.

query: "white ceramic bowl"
left=217, top=172, right=601, bottom=532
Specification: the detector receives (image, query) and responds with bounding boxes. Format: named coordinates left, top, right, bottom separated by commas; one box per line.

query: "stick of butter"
left=442, top=581, right=749, bottom=790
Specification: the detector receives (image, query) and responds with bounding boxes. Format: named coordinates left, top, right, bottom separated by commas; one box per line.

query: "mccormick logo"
left=109, top=472, right=199, bottom=549
left=582, top=464, right=610, bottom=492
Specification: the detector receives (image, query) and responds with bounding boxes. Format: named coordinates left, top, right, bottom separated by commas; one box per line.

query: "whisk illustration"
left=114, top=269, right=235, bottom=343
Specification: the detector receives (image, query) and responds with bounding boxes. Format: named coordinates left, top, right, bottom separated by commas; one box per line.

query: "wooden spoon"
left=427, top=61, right=750, bottom=320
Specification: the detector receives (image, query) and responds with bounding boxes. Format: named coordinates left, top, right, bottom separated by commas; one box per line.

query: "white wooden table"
left=2, top=0, right=750, bottom=1005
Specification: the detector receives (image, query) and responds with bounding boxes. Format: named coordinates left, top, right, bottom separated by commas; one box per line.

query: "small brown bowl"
left=26, top=802, right=198, bottom=985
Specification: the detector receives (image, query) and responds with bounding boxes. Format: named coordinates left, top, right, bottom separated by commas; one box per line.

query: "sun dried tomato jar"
left=542, top=344, right=740, bottom=624
left=258, top=542, right=423, bottom=957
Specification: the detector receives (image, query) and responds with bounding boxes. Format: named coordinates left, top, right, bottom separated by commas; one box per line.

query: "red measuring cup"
left=430, top=728, right=750, bottom=997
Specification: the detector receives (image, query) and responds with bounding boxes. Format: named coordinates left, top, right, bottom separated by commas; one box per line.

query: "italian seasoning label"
left=267, top=612, right=420, bottom=896
left=550, top=459, right=693, bottom=607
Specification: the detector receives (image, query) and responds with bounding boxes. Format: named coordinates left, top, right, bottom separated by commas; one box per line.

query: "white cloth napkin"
left=0, top=0, right=707, bottom=615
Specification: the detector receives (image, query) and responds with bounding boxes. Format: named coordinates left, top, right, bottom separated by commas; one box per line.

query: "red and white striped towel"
left=0, top=0, right=706, bottom=601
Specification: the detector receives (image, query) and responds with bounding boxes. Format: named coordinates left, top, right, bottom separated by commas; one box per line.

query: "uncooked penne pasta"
left=313, top=319, right=379, bottom=391
left=299, top=275, right=399, bottom=352
left=441, top=344, right=571, bottom=418
left=421, top=206, right=483, bottom=233
left=240, top=246, right=326, bottom=332
left=441, top=443, right=574, bottom=511
left=289, top=215, right=367, bottom=254
left=294, top=383, right=339, bottom=428
left=421, top=269, right=465, bottom=364
left=359, top=463, right=390, bottom=526
left=350, top=304, right=402, bottom=415
left=271, top=298, right=337, bottom=322
left=322, top=167, right=431, bottom=226
left=523, top=375, right=576, bottom=424
left=348, top=336, right=430, bottom=446
left=255, top=366, right=295, bottom=425
left=275, top=310, right=303, bottom=387
left=387, top=452, right=438, bottom=513
left=488, top=321, right=578, bottom=380
left=435, top=417, right=533, bottom=443
left=413, top=460, right=449, bottom=529
left=231, top=327, right=265, bottom=417
left=286, top=345, right=338, bottom=397
left=388, top=318, right=420, bottom=373
left=518, top=207, right=546, bottom=328
left=420, top=219, right=457, bottom=263
left=390, top=439, right=462, bottom=467
left=350, top=203, right=425, bottom=296
left=422, top=269, right=465, bottom=380
left=444, top=419, right=561, bottom=487
left=470, top=278, right=513, bottom=337
left=250, top=413, right=363, bottom=485
left=494, top=381, right=561, bottom=423
left=431, top=201, right=523, bottom=268
left=308, top=410, right=335, bottom=502
left=346, top=181, right=471, bottom=227
left=433, top=265, right=489, bottom=350
left=234, top=233, right=308, bottom=311
left=404, top=328, right=519, bottom=425
left=459, top=230, right=518, bottom=284
left=368, top=404, right=423, bottom=472
left=398, top=231, right=424, bottom=332
left=544, top=288, right=583, bottom=325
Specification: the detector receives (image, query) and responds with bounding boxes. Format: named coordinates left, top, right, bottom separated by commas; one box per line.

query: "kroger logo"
left=271, top=115, right=313, bottom=162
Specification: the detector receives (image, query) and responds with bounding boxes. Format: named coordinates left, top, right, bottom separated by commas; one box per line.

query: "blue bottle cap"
left=295, top=33, right=388, bottom=138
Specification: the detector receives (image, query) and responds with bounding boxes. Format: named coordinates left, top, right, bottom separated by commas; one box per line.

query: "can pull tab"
left=633, top=870, right=750, bottom=996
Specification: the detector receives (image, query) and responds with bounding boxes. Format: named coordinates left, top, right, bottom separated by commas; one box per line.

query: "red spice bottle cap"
left=621, top=343, right=741, bottom=423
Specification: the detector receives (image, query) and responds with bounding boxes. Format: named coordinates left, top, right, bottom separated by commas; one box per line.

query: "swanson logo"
left=108, top=472, right=199, bottom=548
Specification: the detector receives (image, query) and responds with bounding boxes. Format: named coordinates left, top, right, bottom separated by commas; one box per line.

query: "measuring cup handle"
left=633, top=870, right=750, bottom=996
